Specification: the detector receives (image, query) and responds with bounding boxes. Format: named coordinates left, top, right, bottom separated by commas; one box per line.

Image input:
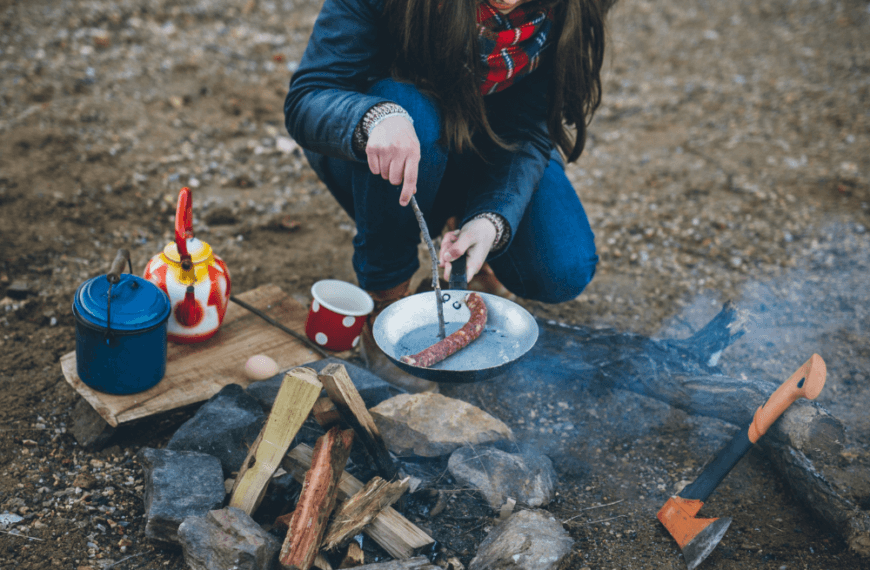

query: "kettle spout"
left=174, top=285, right=203, bottom=327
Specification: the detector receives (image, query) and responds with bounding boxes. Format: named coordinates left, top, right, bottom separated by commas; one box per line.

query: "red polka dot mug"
left=304, top=280, right=374, bottom=352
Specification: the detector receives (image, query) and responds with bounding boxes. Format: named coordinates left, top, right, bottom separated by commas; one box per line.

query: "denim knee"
left=531, top=252, right=599, bottom=304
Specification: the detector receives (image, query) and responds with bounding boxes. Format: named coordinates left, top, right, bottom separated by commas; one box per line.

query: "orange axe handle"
left=678, top=354, right=826, bottom=502
left=747, top=353, right=826, bottom=442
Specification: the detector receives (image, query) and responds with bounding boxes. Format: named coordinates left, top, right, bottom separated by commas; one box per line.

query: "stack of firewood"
left=227, top=363, right=433, bottom=570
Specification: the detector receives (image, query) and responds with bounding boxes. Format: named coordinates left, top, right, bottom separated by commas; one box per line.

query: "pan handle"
left=449, top=254, right=468, bottom=290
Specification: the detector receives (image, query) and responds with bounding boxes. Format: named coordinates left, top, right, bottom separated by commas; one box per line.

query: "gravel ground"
left=0, top=0, right=868, bottom=568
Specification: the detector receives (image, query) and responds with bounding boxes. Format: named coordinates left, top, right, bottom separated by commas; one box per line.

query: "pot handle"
left=448, top=254, right=468, bottom=290
left=106, top=248, right=133, bottom=284
left=105, top=248, right=132, bottom=339
left=175, top=186, right=194, bottom=268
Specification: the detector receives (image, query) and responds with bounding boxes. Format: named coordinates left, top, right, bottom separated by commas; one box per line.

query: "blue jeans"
left=304, top=79, right=598, bottom=303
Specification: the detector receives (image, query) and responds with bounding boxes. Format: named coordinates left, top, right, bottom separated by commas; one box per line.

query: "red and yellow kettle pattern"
left=144, top=187, right=231, bottom=343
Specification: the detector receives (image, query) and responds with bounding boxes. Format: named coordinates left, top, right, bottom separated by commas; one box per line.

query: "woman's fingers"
left=399, top=155, right=418, bottom=207
left=367, top=150, right=381, bottom=177
left=439, top=218, right=497, bottom=283
left=387, top=157, right=405, bottom=187
left=442, top=231, right=474, bottom=265
left=366, top=115, right=419, bottom=206
left=439, top=230, right=460, bottom=260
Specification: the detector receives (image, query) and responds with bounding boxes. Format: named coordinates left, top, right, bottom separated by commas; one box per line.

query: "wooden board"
left=60, top=284, right=323, bottom=427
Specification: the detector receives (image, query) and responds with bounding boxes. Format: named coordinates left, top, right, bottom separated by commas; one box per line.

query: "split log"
left=334, top=558, right=438, bottom=570
left=230, top=367, right=323, bottom=515
left=322, top=476, right=411, bottom=551
left=338, top=542, right=364, bottom=568
left=274, top=510, right=294, bottom=531
left=283, top=444, right=434, bottom=559
left=319, top=363, right=399, bottom=481
left=314, top=553, right=334, bottom=570
left=279, top=427, right=355, bottom=570
left=523, top=301, right=870, bottom=556
left=313, top=396, right=341, bottom=430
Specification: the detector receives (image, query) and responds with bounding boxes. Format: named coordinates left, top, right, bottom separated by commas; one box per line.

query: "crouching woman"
left=285, top=0, right=606, bottom=388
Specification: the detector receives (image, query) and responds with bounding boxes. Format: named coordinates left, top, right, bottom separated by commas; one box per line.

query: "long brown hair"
left=384, top=0, right=605, bottom=163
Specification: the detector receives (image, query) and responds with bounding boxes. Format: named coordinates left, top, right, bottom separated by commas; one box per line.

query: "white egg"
left=244, top=354, right=279, bottom=381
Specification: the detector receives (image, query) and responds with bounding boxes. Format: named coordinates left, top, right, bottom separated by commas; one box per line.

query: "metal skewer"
left=229, top=296, right=330, bottom=358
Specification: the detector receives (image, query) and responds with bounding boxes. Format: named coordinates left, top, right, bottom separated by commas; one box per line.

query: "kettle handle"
left=175, top=187, right=194, bottom=268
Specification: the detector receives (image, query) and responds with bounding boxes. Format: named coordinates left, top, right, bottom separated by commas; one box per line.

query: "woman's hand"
left=366, top=115, right=419, bottom=207
left=440, top=217, right=498, bottom=283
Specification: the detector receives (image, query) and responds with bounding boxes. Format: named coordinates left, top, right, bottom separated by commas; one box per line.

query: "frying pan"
left=372, top=255, right=539, bottom=383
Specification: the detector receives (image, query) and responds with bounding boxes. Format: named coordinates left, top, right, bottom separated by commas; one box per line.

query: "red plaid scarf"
left=477, top=1, right=554, bottom=95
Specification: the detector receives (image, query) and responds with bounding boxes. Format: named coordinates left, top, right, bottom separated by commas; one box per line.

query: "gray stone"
left=469, top=509, right=574, bottom=570
left=5, top=280, right=31, bottom=299
left=448, top=446, right=557, bottom=510
left=70, top=397, right=115, bottom=450
left=245, top=357, right=404, bottom=410
left=343, top=557, right=439, bottom=570
left=178, top=507, right=279, bottom=570
left=370, top=393, right=513, bottom=457
left=138, top=447, right=226, bottom=545
left=0, top=513, right=24, bottom=527
left=167, top=383, right=265, bottom=476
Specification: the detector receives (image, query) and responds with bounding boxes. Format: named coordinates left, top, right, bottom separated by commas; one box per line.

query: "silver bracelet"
left=472, top=212, right=511, bottom=251
left=352, top=102, right=413, bottom=154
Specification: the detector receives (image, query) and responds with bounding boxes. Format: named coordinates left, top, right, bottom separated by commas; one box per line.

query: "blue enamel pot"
left=72, top=249, right=171, bottom=395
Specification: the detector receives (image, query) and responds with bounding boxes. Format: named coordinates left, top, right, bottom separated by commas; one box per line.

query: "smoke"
left=658, top=220, right=870, bottom=440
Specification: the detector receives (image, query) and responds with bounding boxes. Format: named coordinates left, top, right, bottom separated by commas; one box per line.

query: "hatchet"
left=657, top=354, right=827, bottom=569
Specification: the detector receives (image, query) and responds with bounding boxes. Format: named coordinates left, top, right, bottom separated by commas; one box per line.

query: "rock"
left=166, top=384, right=265, bottom=476
left=468, top=510, right=574, bottom=570
left=0, top=512, right=24, bottom=527
left=447, top=446, right=557, bottom=510
left=275, top=136, right=298, bottom=154
left=72, top=472, right=98, bottom=490
left=369, top=393, right=513, bottom=457
left=337, top=557, right=439, bottom=570
left=5, top=280, right=31, bottom=299
left=178, top=507, right=280, bottom=570
left=137, top=448, right=226, bottom=545
left=245, top=357, right=404, bottom=410
left=204, top=207, right=238, bottom=226
left=70, top=398, right=115, bottom=450
left=243, top=374, right=284, bottom=409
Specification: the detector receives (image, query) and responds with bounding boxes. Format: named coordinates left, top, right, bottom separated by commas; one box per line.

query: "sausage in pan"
left=400, top=292, right=487, bottom=368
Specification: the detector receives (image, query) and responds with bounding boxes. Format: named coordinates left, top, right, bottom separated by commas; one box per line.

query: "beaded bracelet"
left=352, top=102, right=413, bottom=154
left=472, top=212, right=511, bottom=252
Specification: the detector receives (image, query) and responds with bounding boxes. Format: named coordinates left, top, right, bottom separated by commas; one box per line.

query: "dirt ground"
left=1, top=0, right=869, bottom=568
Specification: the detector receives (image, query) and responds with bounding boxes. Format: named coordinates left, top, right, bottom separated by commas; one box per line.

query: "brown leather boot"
left=468, top=262, right=516, bottom=300
left=360, top=279, right=439, bottom=394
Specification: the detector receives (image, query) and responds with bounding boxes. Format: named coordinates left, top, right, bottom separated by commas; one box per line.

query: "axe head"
left=657, top=496, right=733, bottom=570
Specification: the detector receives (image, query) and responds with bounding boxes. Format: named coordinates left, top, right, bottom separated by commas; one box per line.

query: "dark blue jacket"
left=284, top=0, right=558, bottom=248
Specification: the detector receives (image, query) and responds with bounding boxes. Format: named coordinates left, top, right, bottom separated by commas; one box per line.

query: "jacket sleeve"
left=284, top=0, right=390, bottom=161
left=460, top=63, right=557, bottom=256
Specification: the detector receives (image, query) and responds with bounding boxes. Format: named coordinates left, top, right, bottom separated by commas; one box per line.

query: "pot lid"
left=162, top=237, right=214, bottom=264
left=74, top=273, right=170, bottom=331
